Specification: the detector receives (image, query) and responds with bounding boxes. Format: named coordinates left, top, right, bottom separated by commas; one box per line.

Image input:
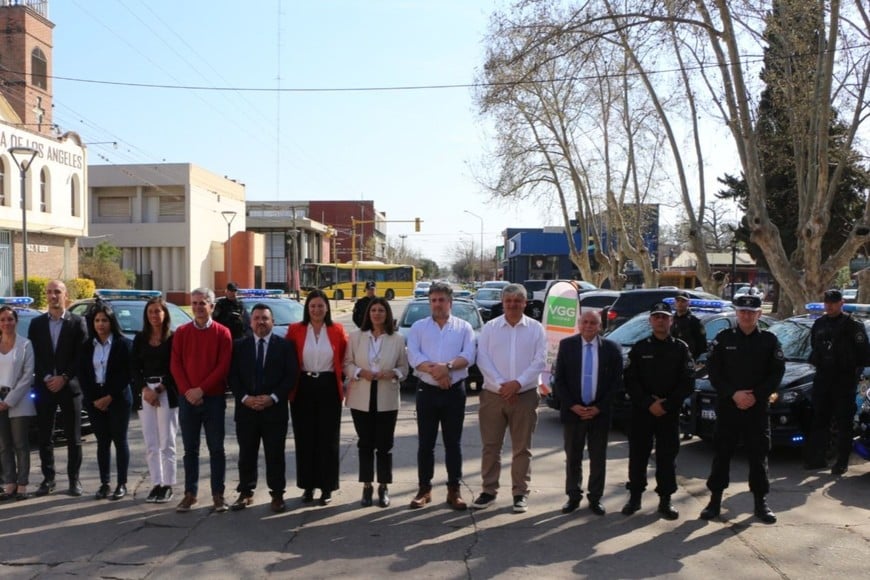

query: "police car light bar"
left=806, top=303, right=870, bottom=314
left=95, top=289, right=163, bottom=300
left=0, top=296, right=34, bottom=306
left=236, top=289, right=283, bottom=298
left=663, top=297, right=729, bottom=311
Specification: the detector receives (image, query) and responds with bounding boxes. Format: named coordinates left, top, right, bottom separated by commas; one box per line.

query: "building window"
left=70, top=178, right=78, bottom=216
left=39, top=168, right=47, bottom=212
left=158, top=195, right=184, bottom=222
left=31, top=48, right=47, bottom=89
left=0, top=157, right=5, bottom=206
left=97, top=196, right=132, bottom=223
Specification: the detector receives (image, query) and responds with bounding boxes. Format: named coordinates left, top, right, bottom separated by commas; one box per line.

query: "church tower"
left=0, top=1, right=54, bottom=135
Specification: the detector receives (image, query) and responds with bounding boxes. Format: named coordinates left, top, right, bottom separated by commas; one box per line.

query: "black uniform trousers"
left=563, top=415, right=609, bottom=501
left=36, top=389, right=83, bottom=483
left=807, top=371, right=857, bottom=468
left=290, top=373, right=341, bottom=492
left=350, top=380, right=398, bottom=484
left=627, top=409, right=680, bottom=496
left=707, top=403, right=771, bottom=495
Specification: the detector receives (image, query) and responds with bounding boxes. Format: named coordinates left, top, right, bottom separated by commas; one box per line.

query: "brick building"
left=308, top=200, right=386, bottom=262
left=0, top=1, right=86, bottom=296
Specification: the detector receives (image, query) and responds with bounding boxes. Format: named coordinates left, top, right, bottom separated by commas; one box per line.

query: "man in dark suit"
left=554, top=309, right=623, bottom=516
left=227, top=303, right=298, bottom=512
left=28, top=280, right=88, bottom=496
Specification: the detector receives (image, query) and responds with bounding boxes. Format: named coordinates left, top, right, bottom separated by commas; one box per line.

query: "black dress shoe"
left=35, top=480, right=56, bottom=496
left=378, top=485, right=390, bottom=508
left=361, top=485, right=374, bottom=507
left=754, top=497, right=777, bottom=524
left=621, top=496, right=642, bottom=516
left=302, top=489, right=314, bottom=503
left=657, top=498, right=679, bottom=520
left=319, top=490, right=332, bottom=506
left=110, top=485, right=127, bottom=501
left=561, top=498, right=581, bottom=514
left=68, top=480, right=83, bottom=497
left=831, top=464, right=848, bottom=476
left=588, top=501, right=606, bottom=516
left=95, top=484, right=111, bottom=500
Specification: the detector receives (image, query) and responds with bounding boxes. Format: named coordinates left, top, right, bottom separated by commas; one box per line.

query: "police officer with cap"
left=670, top=291, right=707, bottom=359
left=352, top=281, right=377, bottom=329
left=622, top=301, right=695, bottom=519
left=700, top=293, right=785, bottom=524
left=212, top=282, right=251, bottom=340
left=805, top=288, right=870, bottom=475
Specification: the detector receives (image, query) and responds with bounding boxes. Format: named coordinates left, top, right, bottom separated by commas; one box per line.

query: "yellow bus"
left=301, top=261, right=417, bottom=300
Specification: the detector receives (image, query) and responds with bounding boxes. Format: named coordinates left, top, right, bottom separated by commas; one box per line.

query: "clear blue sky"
left=50, top=0, right=546, bottom=267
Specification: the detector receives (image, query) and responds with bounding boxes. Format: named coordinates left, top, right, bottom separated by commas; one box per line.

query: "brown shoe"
left=270, top=494, right=286, bottom=513
left=446, top=485, right=467, bottom=511
left=212, top=494, right=228, bottom=513
left=409, top=485, right=432, bottom=509
left=176, top=492, right=197, bottom=513
left=231, top=493, right=253, bottom=511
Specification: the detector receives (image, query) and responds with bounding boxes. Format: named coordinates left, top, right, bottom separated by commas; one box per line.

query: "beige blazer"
left=343, top=330, right=409, bottom=412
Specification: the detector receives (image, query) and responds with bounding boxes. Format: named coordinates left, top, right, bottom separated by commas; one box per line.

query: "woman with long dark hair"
left=80, top=302, right=133, bottom=501
left=0, top=306, right=36, bottom=501
left=286, top=289, right=348, bottom=505
left=131, top=297, right=178, bottom=504
left=343, top=297, right=408, bottom=507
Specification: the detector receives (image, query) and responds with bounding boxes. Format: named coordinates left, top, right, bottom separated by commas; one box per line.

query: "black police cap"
left=823, top=289, right=843, bottom=302
left=733, top=294, right=762, bottom=311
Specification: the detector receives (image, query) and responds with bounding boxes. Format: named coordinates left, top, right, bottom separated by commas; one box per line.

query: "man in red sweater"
left=170, top=287, right=233, bottom=513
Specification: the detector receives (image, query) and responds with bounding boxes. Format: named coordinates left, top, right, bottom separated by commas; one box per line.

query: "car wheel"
left=334, top=290, right=344, bottom=300
left=385, top=289, right=395, bottom=300
left=529, top=304, right=543, bottom=321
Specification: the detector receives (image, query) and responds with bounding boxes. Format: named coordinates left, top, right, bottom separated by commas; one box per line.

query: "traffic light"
left=414, top=217, right=421, bottom=232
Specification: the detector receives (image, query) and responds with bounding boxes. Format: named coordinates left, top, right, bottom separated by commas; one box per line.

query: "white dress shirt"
left=406, top=315, right=476, bottom=386
left=477, top=314, right=547, bottom=393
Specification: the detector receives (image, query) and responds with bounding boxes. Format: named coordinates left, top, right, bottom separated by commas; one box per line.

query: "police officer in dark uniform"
left=622, top=301, right=695, bottom=520
left=700, top=294, right=785, bottom=524
left=352, top=281, right=377, bottom=329
left=670, top=291, right=707, bottom=359
left=805, top=289, right=870, bottom=475
left=212, top=282, right=251, bottom=340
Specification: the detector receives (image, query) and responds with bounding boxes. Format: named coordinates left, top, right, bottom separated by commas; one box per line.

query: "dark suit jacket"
left=228, top=334, right=298, bottom=423
left=78, top=335, right=133, bottom=405
left=28, top=311, right=88, bottom=398
left=554, top=334, right=623, bottom=424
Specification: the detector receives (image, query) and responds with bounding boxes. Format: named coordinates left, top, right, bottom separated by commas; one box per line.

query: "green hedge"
left=14, top=277, right=96, bottom=309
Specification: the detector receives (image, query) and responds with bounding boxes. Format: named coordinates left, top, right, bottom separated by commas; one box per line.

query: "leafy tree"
left=79, top=241, right=134, bottom=289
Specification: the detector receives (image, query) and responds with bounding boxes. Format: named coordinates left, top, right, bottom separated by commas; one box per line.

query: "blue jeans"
left=179, top=395, right=226, bottom=496
left=415, top=380, right=466, bottom=487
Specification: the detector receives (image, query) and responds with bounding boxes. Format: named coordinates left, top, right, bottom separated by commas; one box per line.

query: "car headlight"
left=778, top=384, right=812, bottom=405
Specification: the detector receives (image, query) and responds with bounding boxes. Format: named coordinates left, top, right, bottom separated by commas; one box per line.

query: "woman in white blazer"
left=343, top=297, right=408, bottom=508
left=0, top=305, right=36, bottom=501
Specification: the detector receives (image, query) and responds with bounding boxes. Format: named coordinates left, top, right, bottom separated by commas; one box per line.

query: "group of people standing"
left=1, top=279, right=865, bottom=524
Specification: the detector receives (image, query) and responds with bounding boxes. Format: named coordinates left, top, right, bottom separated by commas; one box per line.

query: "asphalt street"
left=0, top=301, right=868, bottom=579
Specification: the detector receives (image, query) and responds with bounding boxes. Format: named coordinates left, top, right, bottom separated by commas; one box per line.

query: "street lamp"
left=9, top=146, right=39, bottom=298
left=464, top=209, right=484, bottom=281
left=221, top=210, right=237, bottom=283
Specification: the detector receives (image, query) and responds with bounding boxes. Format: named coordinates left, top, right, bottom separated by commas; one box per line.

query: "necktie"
left=582, top=342, right=594, bottom=405
left=255, top=338, right=265, bottom=393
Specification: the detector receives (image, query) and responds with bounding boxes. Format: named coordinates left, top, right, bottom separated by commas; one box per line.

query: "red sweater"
left=170, top=320, right=233, bottom=397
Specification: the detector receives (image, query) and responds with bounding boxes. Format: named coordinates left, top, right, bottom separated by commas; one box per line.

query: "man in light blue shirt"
left=406, top=282, right=476, bottom=510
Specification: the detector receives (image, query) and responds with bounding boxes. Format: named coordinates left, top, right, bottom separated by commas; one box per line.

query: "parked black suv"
left=603, top=288, right=723, bottom=331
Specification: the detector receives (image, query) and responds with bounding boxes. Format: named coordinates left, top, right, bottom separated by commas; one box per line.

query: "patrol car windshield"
left=766, top=320, right=812, bottom=362
left=241, top=299, right=303, bottom=326
left=400, top=301, right=482, bottom=330
left=604, top=313, right=654, bottom=345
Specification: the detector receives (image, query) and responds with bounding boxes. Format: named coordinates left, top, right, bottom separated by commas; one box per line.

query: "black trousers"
left=351, top=380, right=398, bottom=484
left=35, top=389, right=82, bottom=483
left=807, top=373, right=857, bottom=467
left=563, top=416, right=609, bottom=501
left=706, top=404, right=771, bottom=495
left=290, top=374, right=341, bottom=492
left=86, top=394, right=131, bottom=486
left=627, top=409, right=680, bottom=496
left=236, top=412, right=288, bottom=495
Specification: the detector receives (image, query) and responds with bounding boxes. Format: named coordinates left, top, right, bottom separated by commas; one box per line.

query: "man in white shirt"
left=471, top=284, right=547, bottom=513
left=406, top=282, right=477, bottom=510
